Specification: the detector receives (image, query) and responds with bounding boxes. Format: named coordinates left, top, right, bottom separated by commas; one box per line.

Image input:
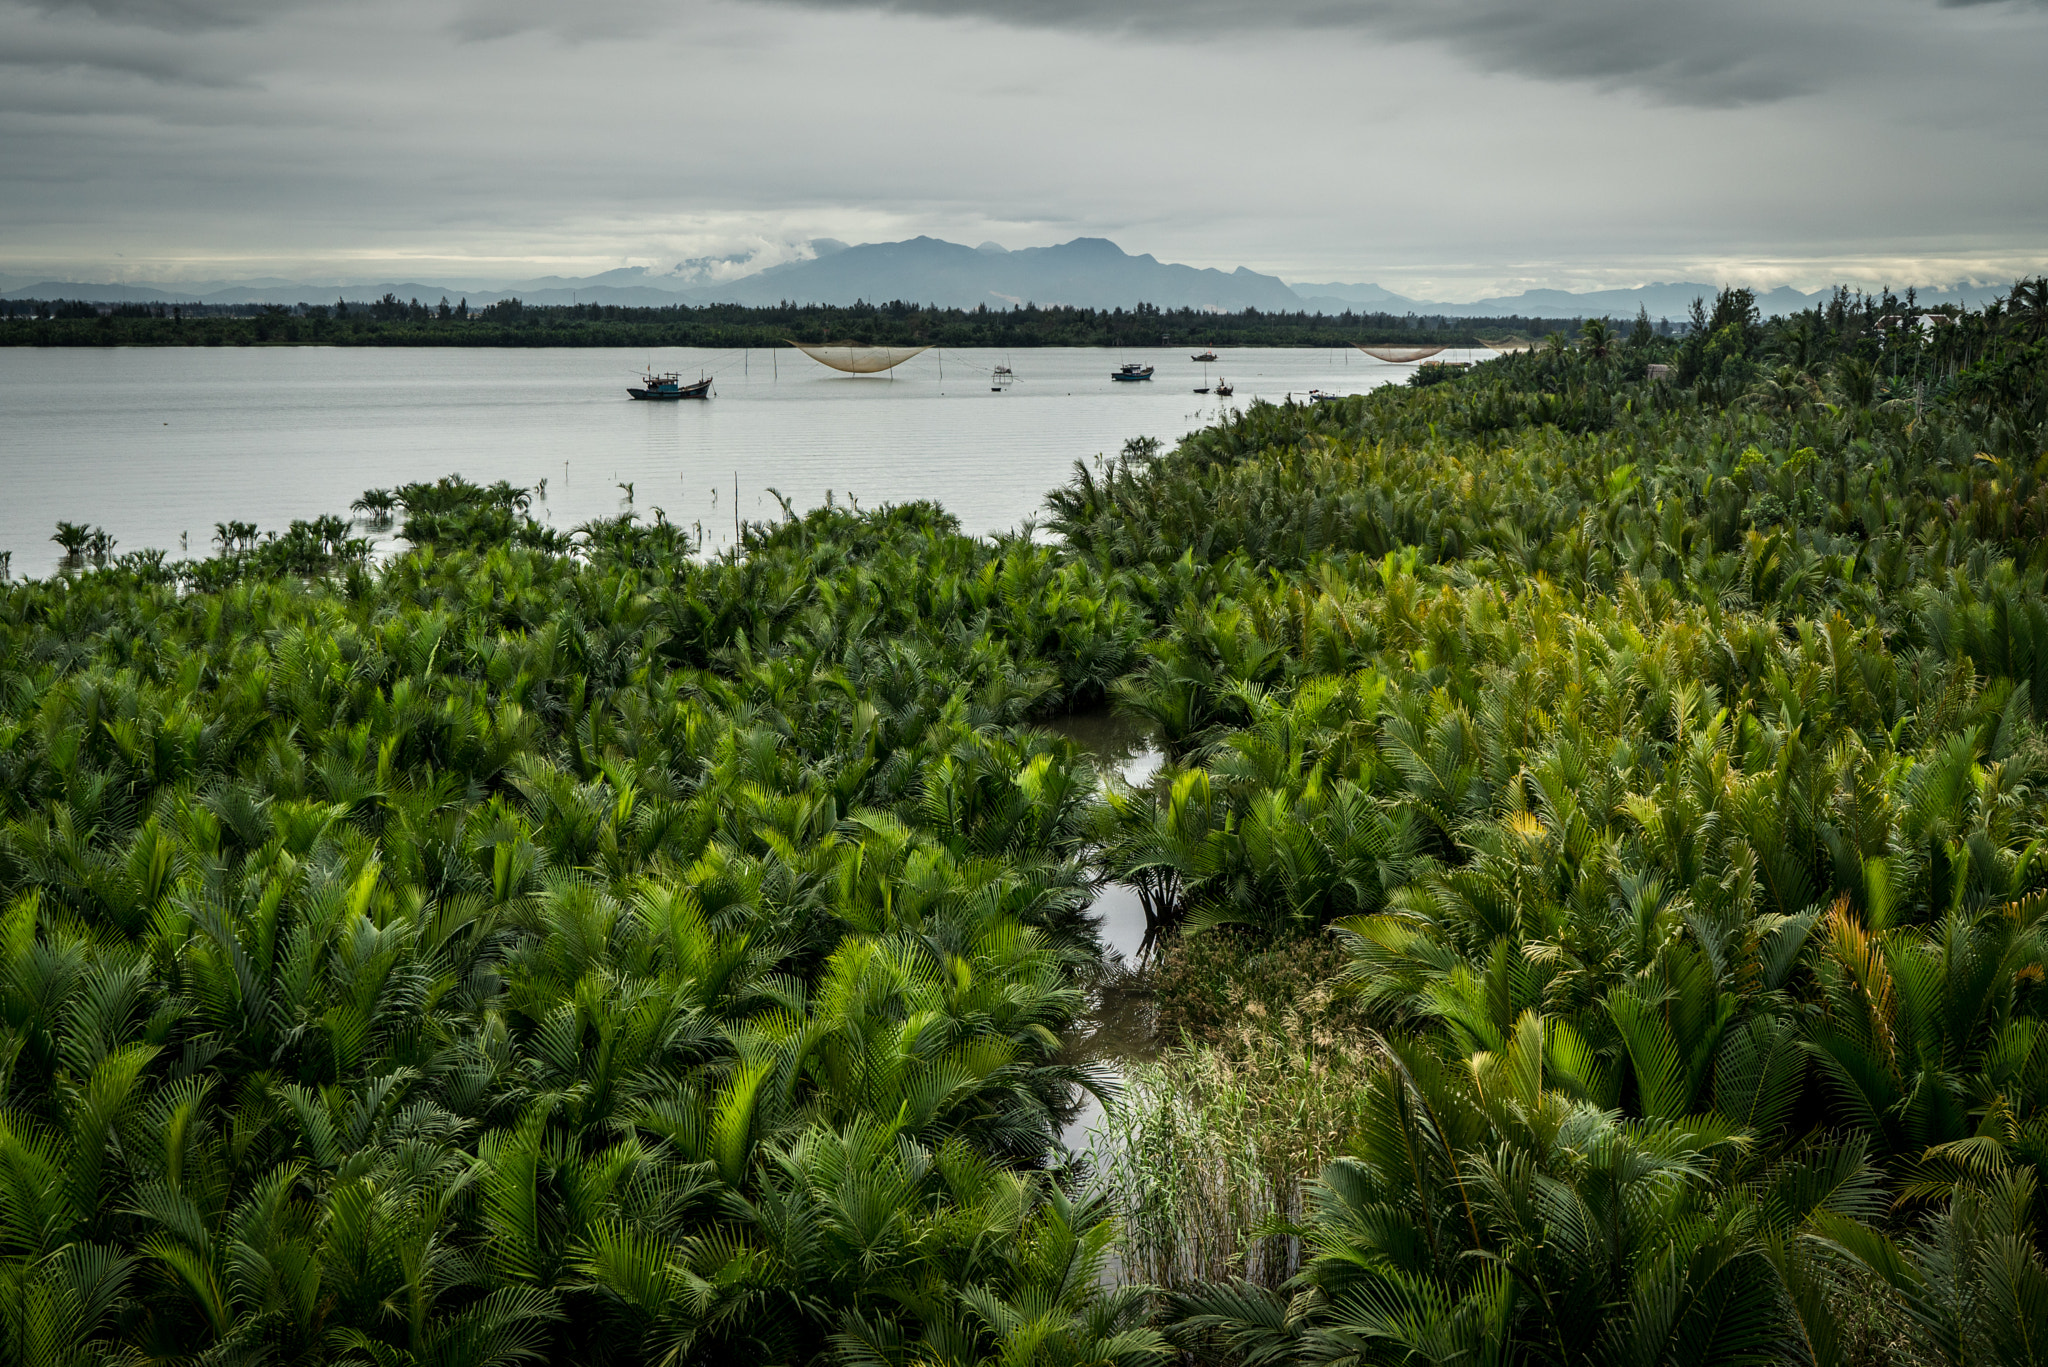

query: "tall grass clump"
left=1091, top=1036, right=1378, bottom=1292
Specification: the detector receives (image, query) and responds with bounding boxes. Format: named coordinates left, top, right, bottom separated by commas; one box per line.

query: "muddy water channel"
left=1035, top=711, right=1167, bottom=1157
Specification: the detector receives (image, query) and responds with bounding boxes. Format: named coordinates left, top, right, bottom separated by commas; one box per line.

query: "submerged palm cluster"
left=0, top=279, right=2044, bottom=1366
left=0, top=498, right=1160, bottom=1365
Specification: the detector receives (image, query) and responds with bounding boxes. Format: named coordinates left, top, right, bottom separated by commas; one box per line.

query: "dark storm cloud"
left=0, top=4, right=256, bottom=83
left=25, top=0, right=287, bottom=31
left=0, top=0, right=2042, bottom=293
left=0, top=42, right=245, bottom=85
left=759, top=0, right=2032, bottom=106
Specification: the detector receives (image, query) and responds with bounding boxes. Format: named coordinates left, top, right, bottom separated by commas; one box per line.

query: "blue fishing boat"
left=1111, top=363, right=1154, bottom=382
left=628, top=371, right=712, bottom=400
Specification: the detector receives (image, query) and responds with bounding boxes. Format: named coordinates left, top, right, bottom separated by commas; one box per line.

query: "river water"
left=1036, top=710, right=1169, bottom=1157
left=0, top=345, right=1473, bottom=576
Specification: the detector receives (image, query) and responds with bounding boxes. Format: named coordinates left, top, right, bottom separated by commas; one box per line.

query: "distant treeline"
left=0, top=294, right=1594, bottom=348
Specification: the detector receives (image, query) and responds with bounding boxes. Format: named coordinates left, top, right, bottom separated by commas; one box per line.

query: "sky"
left=2, top=0, right=2044, bottom=301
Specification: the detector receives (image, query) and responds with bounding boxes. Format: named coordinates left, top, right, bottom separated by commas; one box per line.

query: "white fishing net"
left=1354, top=345, right=1447, bottom=362
left=787, top=342, right=932, bottom=373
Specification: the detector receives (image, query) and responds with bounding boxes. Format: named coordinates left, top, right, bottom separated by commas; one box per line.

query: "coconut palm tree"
left=2013, top=276, right=2048, bottom=341
left=1580, top=316, right=1612, bottom=358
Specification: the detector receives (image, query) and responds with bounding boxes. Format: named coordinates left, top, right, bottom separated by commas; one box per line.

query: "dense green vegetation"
left=0, top=296, right=1524, bottom=350
left=0, top=487, right=1161, bottom=1365
left=1, top=279, right=2045, bottom=1365
left=1066, top=282, right=2048, bottom=1366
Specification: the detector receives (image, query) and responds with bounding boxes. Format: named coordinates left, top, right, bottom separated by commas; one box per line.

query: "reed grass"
left=1086, top=1033, right=1376, bottom=1292
left=1147, top=929, right=1371, bottom=1050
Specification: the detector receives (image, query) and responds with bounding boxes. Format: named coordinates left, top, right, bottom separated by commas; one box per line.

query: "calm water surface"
left=0, top=345, right=1473, bottom=574
left=1036, top=712, right=1169, bottom=1156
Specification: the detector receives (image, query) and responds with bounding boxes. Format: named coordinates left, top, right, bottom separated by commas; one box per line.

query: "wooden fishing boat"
left=628, top=371, right=712, bottom=400
left=1191, top=350, right=1218, bottom=363
left=1111, top=363, right=1155, bottom=382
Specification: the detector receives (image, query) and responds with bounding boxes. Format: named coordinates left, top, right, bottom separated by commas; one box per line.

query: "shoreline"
left=0, top=332, right=1486, bottom=350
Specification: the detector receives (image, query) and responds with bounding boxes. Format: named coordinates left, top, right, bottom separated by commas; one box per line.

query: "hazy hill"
left=4, top=281, right=208, bottom=304
left=700, top=236, right=1307, bottom=312
left=4, top=239, right=2026, bottom=318
left=1289, top=281, right=1424, bottom=313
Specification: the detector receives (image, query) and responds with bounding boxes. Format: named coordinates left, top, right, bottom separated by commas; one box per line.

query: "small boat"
left=1308, top=389, right=1343, bottom=403
left=991, top=362, right=1015, bottom=392
left=628, top=371, right=712, bottom=400
left=1214, top=379, right=1234, bottom=397
left=1111, top=363, right=1155, bottom=382
left=1191, top=350, right=1218, bottom=363
left=1193, top=387, right=1210, bottom=394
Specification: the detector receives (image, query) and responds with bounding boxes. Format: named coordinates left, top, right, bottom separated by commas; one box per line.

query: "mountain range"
left=1, top=238, right=2020, bottom=319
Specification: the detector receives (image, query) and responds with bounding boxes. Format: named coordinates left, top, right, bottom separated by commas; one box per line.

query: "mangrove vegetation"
left=2, top=280, right=2047, bottom=1365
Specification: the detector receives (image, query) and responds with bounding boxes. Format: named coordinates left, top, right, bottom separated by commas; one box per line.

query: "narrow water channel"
left=1033, top=711, right=1166, bottom=1158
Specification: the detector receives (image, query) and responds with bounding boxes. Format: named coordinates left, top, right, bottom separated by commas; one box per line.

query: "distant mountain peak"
left=673, top=234, right=1305, bottom=312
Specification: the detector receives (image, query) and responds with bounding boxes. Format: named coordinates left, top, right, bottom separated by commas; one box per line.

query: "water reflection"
left=1088, top=884, right=1151, bottom=967
left=1036, top=707, right=1166, bottom=963
left=1034, top=709, right=1167, bottom=1158
left=1038, top=708, right=1162, bottom=787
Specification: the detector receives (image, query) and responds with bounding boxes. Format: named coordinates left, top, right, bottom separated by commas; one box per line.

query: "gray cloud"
left=445, top=0, right=680, bottom=45
left=759, top=0, right=2040, bottom=106
left=1357, top=1, right=1832, bottom=106
left=0, top=0, right=2042, bottom=296
left=26, top=0, right=289, bottom=31
left=0, top=5, right=259, bottom=82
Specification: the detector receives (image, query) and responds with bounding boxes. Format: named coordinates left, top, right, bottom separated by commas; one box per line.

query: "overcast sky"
left=3, top=0, right=2043, bottom=299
